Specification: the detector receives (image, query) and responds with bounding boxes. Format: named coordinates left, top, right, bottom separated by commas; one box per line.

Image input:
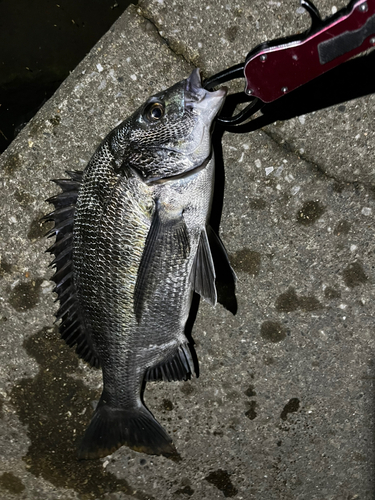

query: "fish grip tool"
left=203, top=0, right=375, bottom=129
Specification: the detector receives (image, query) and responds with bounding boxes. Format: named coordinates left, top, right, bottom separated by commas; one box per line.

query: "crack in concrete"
left=262, top=127, right=374, bottom=192
left=136, top=6, right=195, bottom=70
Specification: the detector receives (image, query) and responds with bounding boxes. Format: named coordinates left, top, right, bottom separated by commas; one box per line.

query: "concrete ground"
left=0, top=0, right=374, bottom=499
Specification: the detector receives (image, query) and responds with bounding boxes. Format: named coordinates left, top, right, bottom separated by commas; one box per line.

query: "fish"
left=45, top=69, right=235, bottom=459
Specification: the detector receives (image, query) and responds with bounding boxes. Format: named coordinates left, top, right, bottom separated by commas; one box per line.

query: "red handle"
left=244, top=0, right=375, bottom=103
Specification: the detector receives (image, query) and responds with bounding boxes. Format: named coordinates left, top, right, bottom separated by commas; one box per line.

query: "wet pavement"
left=0, top=1, right=374, bottom=499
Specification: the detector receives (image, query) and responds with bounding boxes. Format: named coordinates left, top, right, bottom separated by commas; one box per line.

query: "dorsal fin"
left=45, top=170, right=100, bottom=368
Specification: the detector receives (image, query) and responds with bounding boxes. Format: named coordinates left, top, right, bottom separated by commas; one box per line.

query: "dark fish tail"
left=78, top=393, right=176, bottom=459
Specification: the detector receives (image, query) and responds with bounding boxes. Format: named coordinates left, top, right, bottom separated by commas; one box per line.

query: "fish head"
left=111, top=69, right=227, bottom=183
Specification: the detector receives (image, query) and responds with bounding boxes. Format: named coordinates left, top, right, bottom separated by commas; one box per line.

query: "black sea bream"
left=46, top=69, right=235, bottom=459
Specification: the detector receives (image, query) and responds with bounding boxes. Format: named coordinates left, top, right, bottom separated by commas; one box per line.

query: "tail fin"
left=78, top=400, right=177, bottom=460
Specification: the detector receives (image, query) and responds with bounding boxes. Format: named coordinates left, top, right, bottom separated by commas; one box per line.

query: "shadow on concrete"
left=216, top=50, right=375, bottom=134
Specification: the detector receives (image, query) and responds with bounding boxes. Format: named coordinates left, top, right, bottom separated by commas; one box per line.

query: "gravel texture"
left=0, top=1, right=374, bottom=499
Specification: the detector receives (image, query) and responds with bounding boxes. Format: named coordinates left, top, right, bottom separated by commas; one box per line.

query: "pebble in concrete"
left=0, top=1, right=374, bottom=499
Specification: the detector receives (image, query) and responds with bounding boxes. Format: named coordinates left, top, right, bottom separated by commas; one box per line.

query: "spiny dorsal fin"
left=45, top=170, right=100, bottom=368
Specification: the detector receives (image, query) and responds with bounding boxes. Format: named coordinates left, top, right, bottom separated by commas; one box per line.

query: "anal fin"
left=145, top=343, right=197, bottom=382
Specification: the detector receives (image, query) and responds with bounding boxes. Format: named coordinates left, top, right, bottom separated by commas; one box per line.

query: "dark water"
left=0, top=0, right=136, bottom=155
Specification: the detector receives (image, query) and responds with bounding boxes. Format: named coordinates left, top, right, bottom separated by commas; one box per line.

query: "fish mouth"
left=185, top=68, right=227, bottom=124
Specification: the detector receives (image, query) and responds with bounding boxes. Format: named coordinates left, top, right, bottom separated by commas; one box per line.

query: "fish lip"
left=185, top=68, right=227, bottom=98
left=185, top=68, right=202, bottom=95
left=185, top=68, right=215, bottom=103
left=184, top=68, right=227, bottom=123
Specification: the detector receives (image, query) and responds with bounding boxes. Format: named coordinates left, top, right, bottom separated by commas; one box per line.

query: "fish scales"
left=46, top=69, right=235, bottom=459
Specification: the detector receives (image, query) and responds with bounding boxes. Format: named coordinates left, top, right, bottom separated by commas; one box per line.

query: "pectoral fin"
left=207, top=225, right=237, bottom=315
left=134, top=201, right=190, bottom=322
left=190, top=228, right=217, bottom=306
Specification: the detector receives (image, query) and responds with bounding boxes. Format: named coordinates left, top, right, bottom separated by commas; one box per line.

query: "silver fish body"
left=46, top=69, right=234, bottom=458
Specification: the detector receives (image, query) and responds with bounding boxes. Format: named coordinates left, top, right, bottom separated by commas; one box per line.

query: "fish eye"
left=145, top=102, right=165, bottom=122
